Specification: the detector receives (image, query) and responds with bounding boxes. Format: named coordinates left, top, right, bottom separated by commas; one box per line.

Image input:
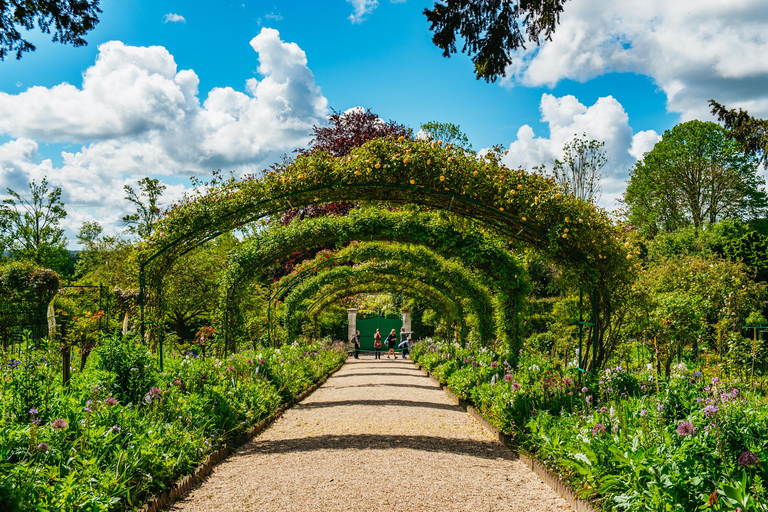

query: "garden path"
left=171, top=356, right=572, bottom=512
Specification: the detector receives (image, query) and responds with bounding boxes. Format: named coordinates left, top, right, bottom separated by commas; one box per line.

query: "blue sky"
left=1, top=0, right=766, bottom=245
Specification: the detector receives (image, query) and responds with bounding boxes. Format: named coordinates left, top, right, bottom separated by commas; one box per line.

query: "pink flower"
left=512, top=382, right=521, bottom=391
left=563, top=377, right=573, bottom=386
left=51, top=418, right=68, bottom=430
left=150, top=387, right=162, bottom=396
left=36, top=442, right=49, bottom=451
left=504, top=374, right=514, bottom=383
left=592, top=423, right=607, bottom=436
left=676, top=421, right=696, bottom=437
left=104, top=397, right=119, bottom=407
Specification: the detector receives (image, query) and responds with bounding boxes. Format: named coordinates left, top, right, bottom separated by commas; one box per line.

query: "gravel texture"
left=171, top=356, right=572, bottom=512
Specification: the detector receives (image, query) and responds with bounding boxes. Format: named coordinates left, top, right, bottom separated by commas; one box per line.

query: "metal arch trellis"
left=140, top=182, right=601, bottom=371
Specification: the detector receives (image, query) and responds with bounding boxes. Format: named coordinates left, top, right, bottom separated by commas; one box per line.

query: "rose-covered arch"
left=220, top=208, right=527, bottom=350
left=293, top=277, right=467, bottom=342
left=271, top=243, right=495, bottom=345
left=142, top=136, right=637, bottom=370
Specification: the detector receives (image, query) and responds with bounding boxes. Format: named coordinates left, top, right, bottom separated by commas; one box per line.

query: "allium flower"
left=247, top=359, right=254, bottom=364
left=51, top=418, right=68, bottom=430
left=150, top=387, right=162, bottom=396
left=737, top=451, right=759, bottom=467
left=657, top=402, right=664, bottom=411
left=259, top=359, right=266, bottom=365
left=676, top=421, right=696, bottom=437
left=600, top=407, right=607, bottom=413
left=490, top=361, right=498, bottom=369
left=504, top=374, right=514, bottom=383
left=581, top=387, right=589, bottom=393
left=563, top=377, right=573, bottom=386
left=111, top=425, right=122, bottom=433
left=36, top=443, right=49, bottom=451
left=105, top=397, right=119, bottom=406
left=592, top=423, right=607, bottom=436
left=512, top=382, right=521, bottom=391
left=173, top=379, right=182, bottom=387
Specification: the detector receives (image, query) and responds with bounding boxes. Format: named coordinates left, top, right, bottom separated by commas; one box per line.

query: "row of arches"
left=139, top=137, right=637, bottom=370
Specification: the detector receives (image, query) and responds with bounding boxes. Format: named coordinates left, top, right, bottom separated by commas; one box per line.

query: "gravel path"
left=171, top=356, right=572, bottom=512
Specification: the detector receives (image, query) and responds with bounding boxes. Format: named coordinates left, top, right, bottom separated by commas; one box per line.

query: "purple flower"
left=592, top=423, right=607, bottom=436
left=581, top=387, right=589, bottom=393
left=563, top=377, right=573, bottom=386
left=491, top=361, right=498, bottom=369
left=504, top=373, right=513, bottom=383
left=150, top=387, right=162, bottom=396
left=711, top=377, right=720, bottom=385
left=600, top=407, right=607, bottom=413
left=512, top=382, right=521, bottom=391
left=607, top=387, right=613, bottom=393
left=173, top=379, right=182, bottom=387
left=29, top=408, right=39, bottom=416
left=246, top=359, right=254, bottom=364
left=104, top=397, right=119, bottom=406
left=259, top=359, right=266, bottom=365
left=110, top=425, right=122, bottom=433
left=640, top=385, right=646, bottom=391
left=51, top=418, right=68, bottom=430
left=657, top=402, right=664, bottom=411
left=738, top=451, right=760, bottom=467
left=36, top=443, right=49, bottom=451
left=585, top=395, right=592, bottom=403
left=676, top=421, right=696, bottom=437
left=703, top=404, right=718, bottom=417
left=639, top=409, right=647, bottom=418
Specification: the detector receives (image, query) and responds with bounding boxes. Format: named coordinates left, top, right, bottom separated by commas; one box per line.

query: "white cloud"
left=264, top=11, right=283, bottom=21
left=498, top=93, right=659, bottom=210
left=501, top=0, right=768, bottom=120
left=163, top=13, right=186, bottom=24
left=347, top=0, right=378, bottom=23
left=0, top=28, right=328, bottom=246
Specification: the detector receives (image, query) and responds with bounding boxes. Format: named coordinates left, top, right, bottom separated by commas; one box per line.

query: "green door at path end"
left=356, top=315, right=402, bottom=350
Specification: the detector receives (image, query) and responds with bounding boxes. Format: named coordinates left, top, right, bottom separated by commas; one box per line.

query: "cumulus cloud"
left=498, top=93, right=660, bottom=210
left=163, top=13, right=186, bottom=24
left=347, top=0, right=378, bottom=23
left=0, top=28, right=328, bottom=245
left=501, top=0, right=768, bottom=120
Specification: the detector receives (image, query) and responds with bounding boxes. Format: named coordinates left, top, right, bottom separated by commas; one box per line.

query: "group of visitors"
left=351, top=327, right=413, bottom=359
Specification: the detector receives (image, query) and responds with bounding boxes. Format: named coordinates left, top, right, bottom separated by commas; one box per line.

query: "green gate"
left=356, top=313, right=402, bottom=350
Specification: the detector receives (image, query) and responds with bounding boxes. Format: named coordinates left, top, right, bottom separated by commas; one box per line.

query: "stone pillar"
left=401, top=309, right=412, bottom=336
left=347, top=308, right=358, bottom=347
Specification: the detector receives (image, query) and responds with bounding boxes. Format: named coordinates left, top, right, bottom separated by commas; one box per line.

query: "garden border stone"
left=135, top=356, right=348, bottom=512
left=415, top=362, right=597, bottom=512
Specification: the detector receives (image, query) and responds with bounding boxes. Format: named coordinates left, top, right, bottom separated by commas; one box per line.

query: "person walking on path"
left=386, top=329, right=398, bottom=359
left=399, top=328, right=413, bottom=358
left=352, top=330, right=361, bottom=359
left=373, top=329, right=382, bottom=359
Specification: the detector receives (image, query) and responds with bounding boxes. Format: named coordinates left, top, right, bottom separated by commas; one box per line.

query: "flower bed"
left=412, top=340, right=768, bottom=511
left=0, top=336, right=347, bottom=511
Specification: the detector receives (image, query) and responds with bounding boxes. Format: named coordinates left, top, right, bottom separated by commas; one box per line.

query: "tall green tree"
left=122, top=177, right=166, bottom=239
left=625, top=120, right=767, bottom=236
left=551, top=134, right=607, bottom=203
left=1, top=177, right=69, bottom=270
left=0, top=0, right=101, bottom=60
left=419, top=121, right=473, bottom=151
left=710, top=100, right=768, bottom=166
left=424, top=0, right=569, bottom=82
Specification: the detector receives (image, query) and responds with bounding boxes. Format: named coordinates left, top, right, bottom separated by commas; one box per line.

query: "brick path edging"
left=136, top=357, right=348, bottom=512
left=415, top=363, right=597, bottom=512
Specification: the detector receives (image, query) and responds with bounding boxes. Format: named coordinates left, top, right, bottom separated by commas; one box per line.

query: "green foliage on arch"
left=279, top=242, right=496, bottom=346
left=144, top=136, right=637, bottom=367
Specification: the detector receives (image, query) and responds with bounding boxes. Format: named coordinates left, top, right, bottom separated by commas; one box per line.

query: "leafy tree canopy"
left=0, top=0, right=101, bottom=61
left=710, top=99, right=768, bottom=166
left=122, top=177, right=166, bottom=240
left=424, top=0, right=568, bottom=82
left=419, top=121, right=473, bottom=151
left=625, top=120, right=768, bottom=236
left=1, top=177, right=70, bottom=272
